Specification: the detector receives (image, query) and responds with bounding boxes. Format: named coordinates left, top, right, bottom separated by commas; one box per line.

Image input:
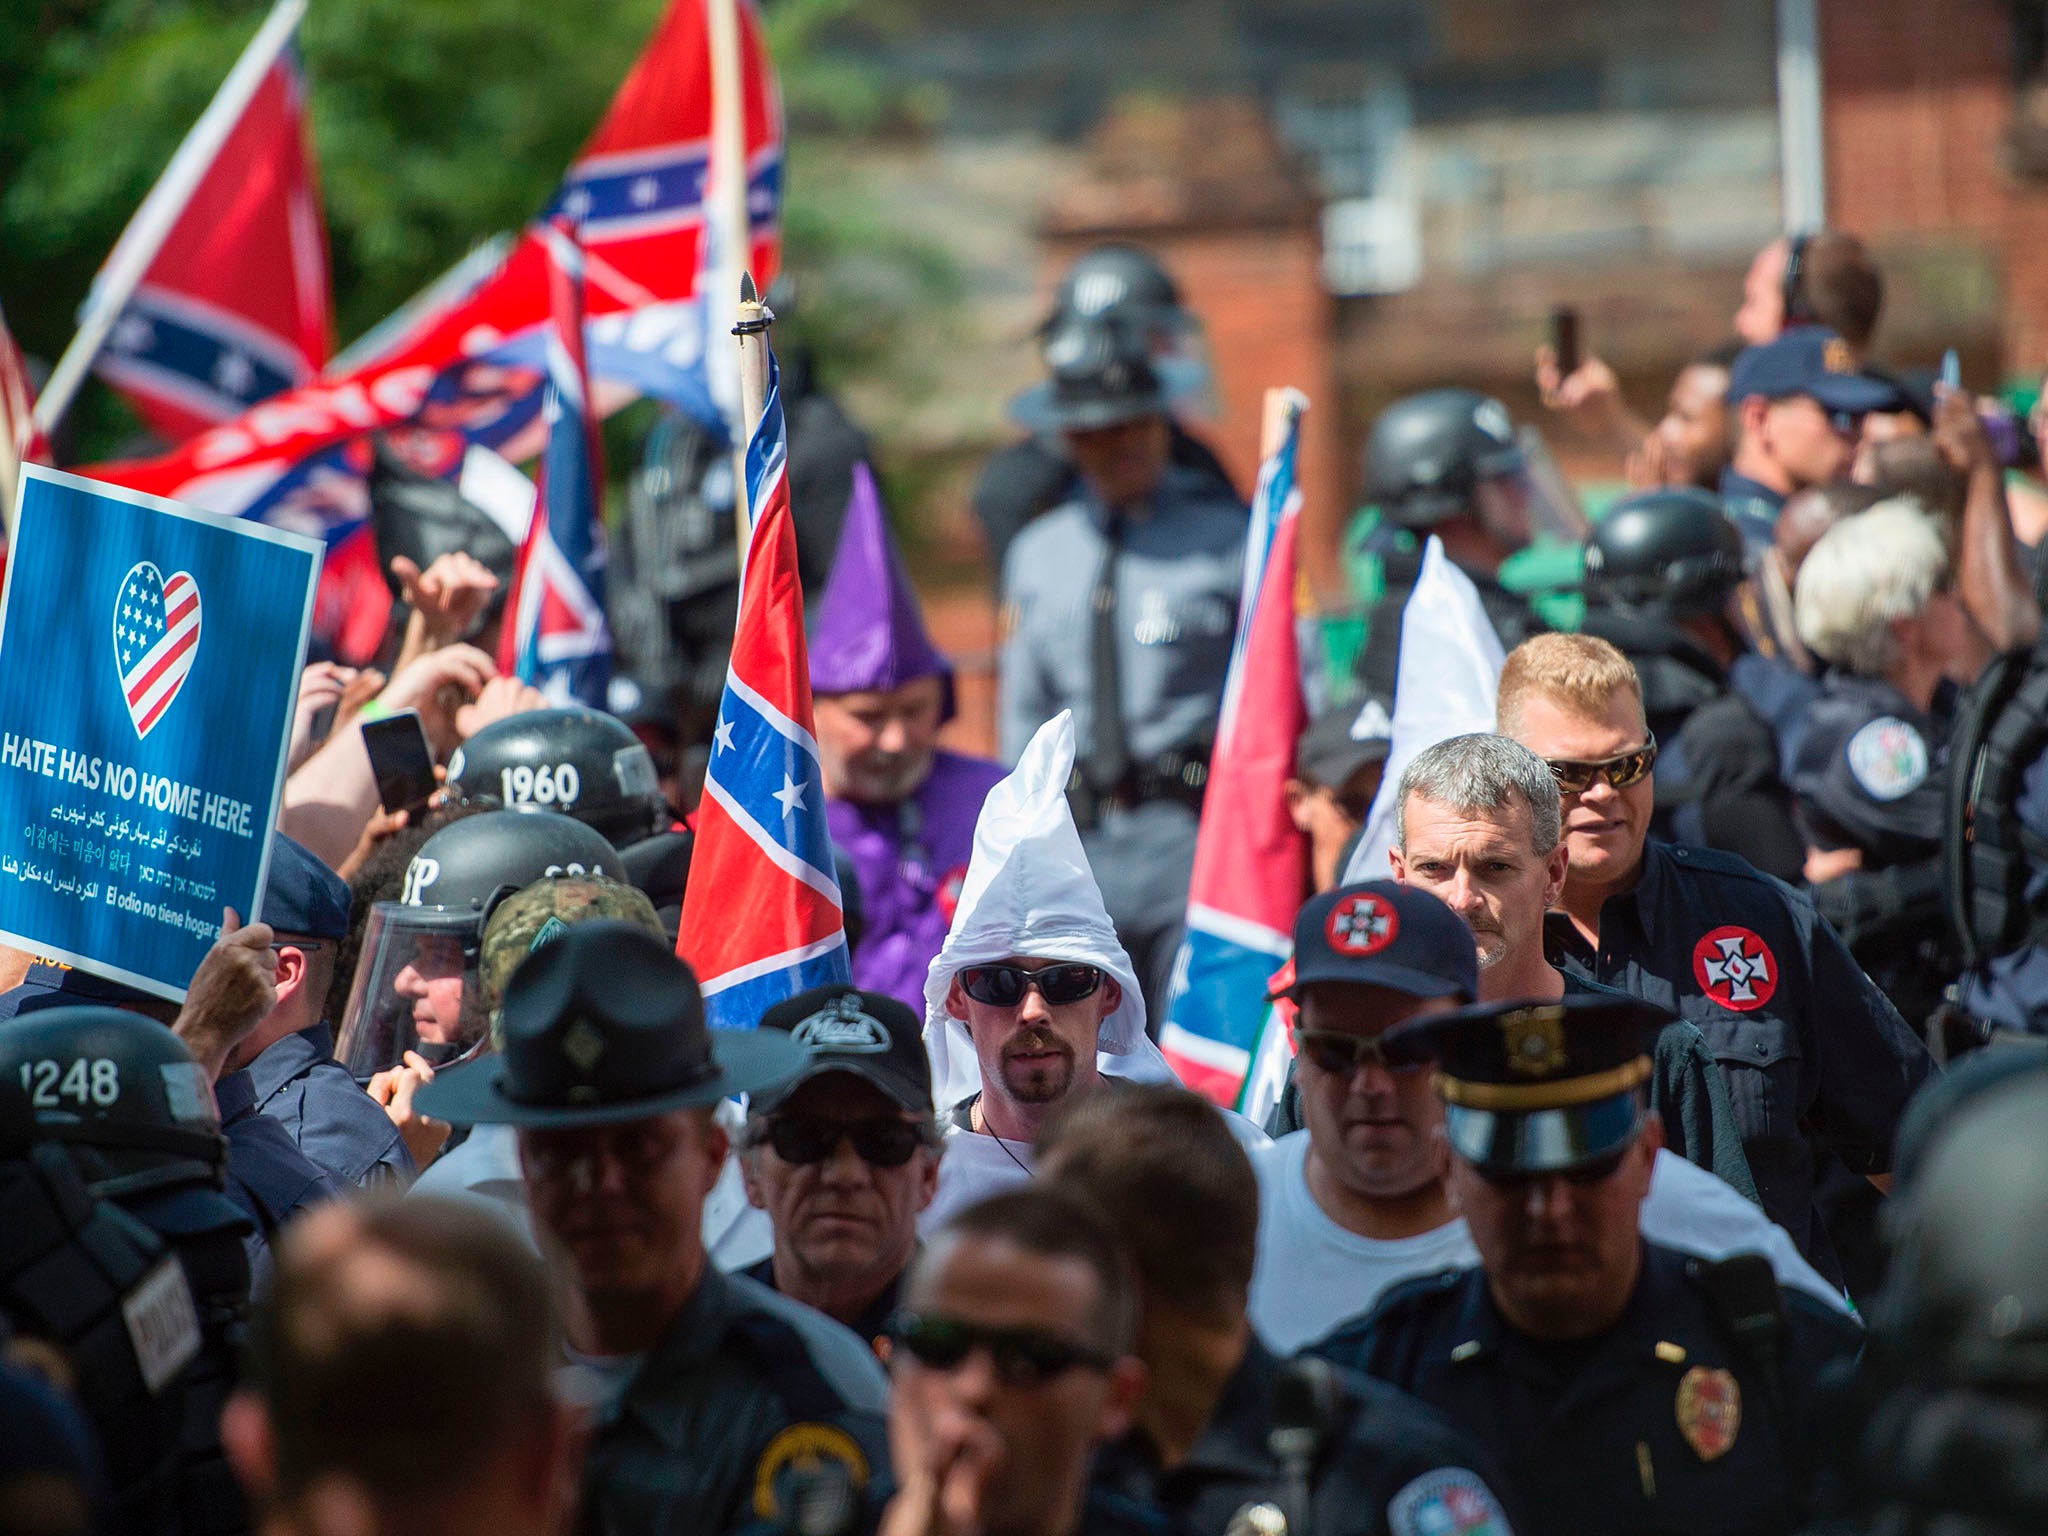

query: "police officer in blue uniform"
left=0, top=1009, right=255, bottom=1536
left=0, top=1074, right=193, bottom=1536
left=1309, top=995, right=1863, bottom=1536
left=1500, top=633, right=1935, bottom=1287
left=415, top=921, right=892, bottom=1536
left=1790, top=500, right=1972, bottom=1036
left=228, top=834, right=412, bottom=1187
left=999, top=313, right=1245, bottom=1019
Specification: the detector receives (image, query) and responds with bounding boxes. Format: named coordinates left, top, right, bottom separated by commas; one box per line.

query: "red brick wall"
left=1820, top=0, right=2048, bottom=370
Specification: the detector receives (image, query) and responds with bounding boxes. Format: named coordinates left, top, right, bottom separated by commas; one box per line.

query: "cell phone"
left=363, top=710, right=437, bottom=818
left=1550, top=306, right=1581, bottom=378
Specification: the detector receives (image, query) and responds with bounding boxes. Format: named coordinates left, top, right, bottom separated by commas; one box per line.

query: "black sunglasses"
left=886, top=1311, right=1114, bottom=1387
left=958, top=962, right=1104, bottom=1009
left=759, top=1116, right=931, bottom=1169
left=1542, top=734, right=1657, bottom=795
left=1295, top=1028, right=1428, bottom=1078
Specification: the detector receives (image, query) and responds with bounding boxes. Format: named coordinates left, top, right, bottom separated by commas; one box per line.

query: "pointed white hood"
left=923, top=712, right=1168, bottom=1111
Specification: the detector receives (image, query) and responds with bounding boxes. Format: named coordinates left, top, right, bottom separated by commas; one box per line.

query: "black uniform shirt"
left=1543, top=841, right=1934, bottom=1281
left=1309, top=1243, right=1864, bottom=1536
left=1790, top=672, right=1949, bottom=867
left=1091, top=1334, right=1521, bottom=1536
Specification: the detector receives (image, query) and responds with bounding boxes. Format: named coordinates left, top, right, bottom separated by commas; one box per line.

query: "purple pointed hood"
left=810, top=463, right=954, bottom=719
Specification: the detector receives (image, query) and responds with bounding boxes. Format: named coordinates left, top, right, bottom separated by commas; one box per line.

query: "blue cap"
left=1725, top=329, right=1903, bottom=416
left=1280, top=881, right=1478, bottom=1003
left=259, top=833, right=350, bottom=941
left=0, top=962, right=155, bottom=1020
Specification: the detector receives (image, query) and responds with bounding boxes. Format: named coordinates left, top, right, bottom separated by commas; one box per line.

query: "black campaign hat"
left=1385, top=993, right=1672, bottom=1175
left=413, top=921, right=805, bottom=1128
left=751, top=986, right=934, bottom=1117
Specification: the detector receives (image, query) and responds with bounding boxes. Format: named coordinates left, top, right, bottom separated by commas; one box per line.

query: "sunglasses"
left=1542, top=734, right=1658, bottom=795
left=958, top=963, right=1104, bottom=1009
left=1295, top=1029, right=1427, bottom=1077
left=758, top=1116, right=932, bottom=1169
left=886, top=1312, right=1115, bottom=1387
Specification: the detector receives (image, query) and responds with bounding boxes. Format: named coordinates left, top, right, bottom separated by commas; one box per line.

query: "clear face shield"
left=1503, top=427, right=1591, bottom=547
left=333, top=904, right=489, bottom=1080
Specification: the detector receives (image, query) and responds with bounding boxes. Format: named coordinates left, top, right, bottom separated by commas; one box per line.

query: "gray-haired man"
left=1275, top=733, right=1756, bottom=1200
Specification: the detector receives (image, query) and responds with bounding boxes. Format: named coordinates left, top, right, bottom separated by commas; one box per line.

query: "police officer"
left=1352, top=388, right=1561, bottom=715
left=0, top=1010, right=254, bottom=1536
left=1497, top=632, right=1935, bottom=1288
left=971, top=243, right=1235, bottom=575
left=414, top=920, right=890, bottom=1536
left=1043, top=1081, right=1521, bottom=1536
left=1791, top=500, right=1971, bottom=1033
left=999, top=313, right=1245, bottom=1018
left=1837, top=1069, right=2048, bottom=1531
left=223, top=834, right=412, bottom=1187
left=1309, top=995, right=1863, bottom=1536
left=445, top=706, right=691, bottom=920
left=333, top=807, right=618, bottom=1080
left=0, top=1075, right=194, bottom=1536
left=1579, top=488, right=1804, bottom=880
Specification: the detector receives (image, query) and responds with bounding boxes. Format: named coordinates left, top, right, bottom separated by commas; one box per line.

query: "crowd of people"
left=8, top=222, right=2048, bottom=1536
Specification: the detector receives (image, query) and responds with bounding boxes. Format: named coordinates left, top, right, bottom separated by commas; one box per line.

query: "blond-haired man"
left=1497, top=631, right=1933, bottom=1291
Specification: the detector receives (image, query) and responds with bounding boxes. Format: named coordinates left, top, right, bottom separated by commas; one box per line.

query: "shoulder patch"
left=1387, top=1467, right=1513, bottom=1536
left=1845, top=715, right=1929, bottom=801
left=752, top=1422, right=870, bottom=1522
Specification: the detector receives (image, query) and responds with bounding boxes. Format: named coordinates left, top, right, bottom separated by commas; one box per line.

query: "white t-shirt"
left=921, top=1101, right=1273, bottom=1237
left=1249, top=1133, right=1849, bottom=1353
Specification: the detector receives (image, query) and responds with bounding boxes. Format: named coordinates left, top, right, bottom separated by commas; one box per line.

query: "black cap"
left=1725, top=328, right=1902, bottom=415
left=1385, top=993, right=1672, bottom=1175
left=413, top=921, right=806, bottom=1128
left=1279, top=882, right=1478, bottom=1003
left=259, top=832, right=351, bottom=941
left=1294, top=704, right=1391, bottom=790
left=751, top=986, right=934, bottom=1117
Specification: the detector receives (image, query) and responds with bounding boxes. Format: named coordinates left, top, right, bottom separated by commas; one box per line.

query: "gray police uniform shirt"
left=575, top=1263, right=890, bottom=1536
left=998, top=465, right=1245, bottom=766
left=246, top=1024, right=415, bottom=1188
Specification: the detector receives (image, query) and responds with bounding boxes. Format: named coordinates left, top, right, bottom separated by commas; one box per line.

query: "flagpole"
left=33, top=0, right=309, bottom=441
left=731, top=272, right=774, bottom=556
left=705, top=0, right=755, bottom=554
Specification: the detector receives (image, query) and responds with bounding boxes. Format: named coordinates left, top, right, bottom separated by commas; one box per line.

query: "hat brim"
left=1278, top=958, right=1472, bottom=1004
left=1008, top=382, right=1172, bottom=434
left=413, top=1029, right=807, bottom=1128
left=1806, top=372, right=1905, bottom=416
left=750, top=1058, right=932, bottom=1118
left=1443, top=1094, right=1645, bottom=1175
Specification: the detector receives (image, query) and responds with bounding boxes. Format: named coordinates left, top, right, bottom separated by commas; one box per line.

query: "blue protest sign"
left=0, top=466, right=320, bottom=999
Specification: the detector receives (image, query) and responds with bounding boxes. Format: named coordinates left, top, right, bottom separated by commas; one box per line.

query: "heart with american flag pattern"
left=113, top=562, right=202, bottom=739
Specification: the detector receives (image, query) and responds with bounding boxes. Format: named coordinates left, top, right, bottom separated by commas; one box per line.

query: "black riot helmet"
left=335, top=809, right=619, bottom=1078
left=0, top=1007, right=226, bottom=1201
left=1364, top=388, right=1527, bottom=529
left=1044, top=243, right=1188, bottom=335
left=447, top=707, right=668, bottom=846
left=1582, top=490, right=1747, bottom=621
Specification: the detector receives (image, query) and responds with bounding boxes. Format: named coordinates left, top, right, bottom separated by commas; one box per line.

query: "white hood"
left=923, top=712, right=1171, bottom=1111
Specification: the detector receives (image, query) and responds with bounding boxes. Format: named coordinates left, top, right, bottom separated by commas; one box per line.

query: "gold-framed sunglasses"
left=1542, top=733, right=1657, bottom=795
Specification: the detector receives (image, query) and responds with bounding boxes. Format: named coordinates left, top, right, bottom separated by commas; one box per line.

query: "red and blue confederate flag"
left=677, top=355, right=850, bottom=1028
left=1160, top=393, right=1311, bottom=1105
left=84, top=0, right=781, bottom=555
left=94, top=15, right=329, bottom=444
left=499, top=220, right=611, bottom=706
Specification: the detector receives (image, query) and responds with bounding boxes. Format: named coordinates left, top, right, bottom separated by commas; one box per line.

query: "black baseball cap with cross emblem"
left=1277, top=880, right=1480, bottom=1003
left=414, top=920, right=805, bottom=1128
